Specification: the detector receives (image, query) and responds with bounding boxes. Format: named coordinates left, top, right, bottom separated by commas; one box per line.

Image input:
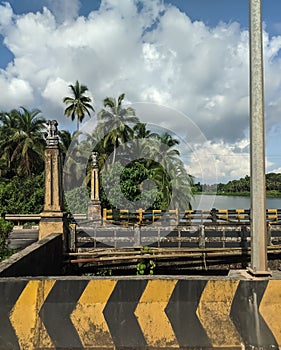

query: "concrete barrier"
left=0, top=233, right=63, bottom=277
left=1, top=272, right=281, bottom=349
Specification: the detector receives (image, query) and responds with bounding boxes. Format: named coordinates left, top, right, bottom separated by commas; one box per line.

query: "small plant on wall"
left=136, top=246, right=156, bottom=275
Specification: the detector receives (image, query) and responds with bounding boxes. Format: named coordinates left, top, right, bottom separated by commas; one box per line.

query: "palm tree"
left=0, top=107, right=46, bottom=176
left=97, top=93, right=139, bottom=164
left=0, top=110, right=20, bottom=175
left=58, top=129, right=75, bottom=162
left=63, top=80, right=94, bottom=131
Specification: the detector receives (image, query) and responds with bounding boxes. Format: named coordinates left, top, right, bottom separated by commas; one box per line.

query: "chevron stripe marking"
left=135, top=279, right=179, bottom=348
left=71, top=280, right=116, bottom=348
left=10, top=280, right=56, bottom=350
left=196, top=280, right=241, bottom=347
left=260, top=280, right=281, bottom=345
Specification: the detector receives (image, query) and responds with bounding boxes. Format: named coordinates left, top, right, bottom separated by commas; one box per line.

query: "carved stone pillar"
left=39, top=120, right=68, bottom=240
left=87, top=151, right=101, bottom=224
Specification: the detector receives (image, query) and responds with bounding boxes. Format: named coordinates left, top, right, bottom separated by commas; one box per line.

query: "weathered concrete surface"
left=0, top=233, right=63, bottom=277
left=1, top=273, right=281, bottom=349
left=38, top=134, right=66, bottom=241
left=8, top=228, right=38, bottom=250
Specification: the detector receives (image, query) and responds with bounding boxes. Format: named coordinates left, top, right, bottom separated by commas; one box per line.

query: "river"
left=191, top=194, right=281, bottom=210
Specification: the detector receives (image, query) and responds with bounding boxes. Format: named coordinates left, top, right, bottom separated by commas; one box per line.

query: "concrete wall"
left=0, top=233, right=63, bottom=277
left=1, top=273, right=281, bottom=349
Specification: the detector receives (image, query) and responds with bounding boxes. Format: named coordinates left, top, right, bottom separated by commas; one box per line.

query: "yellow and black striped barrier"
left=2, top=277, right=281, bottom=349
left=102, top=208, right=281, bottom=226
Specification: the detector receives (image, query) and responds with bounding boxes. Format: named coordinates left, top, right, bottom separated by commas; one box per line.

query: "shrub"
left=0, top=218, right=14, bottom=261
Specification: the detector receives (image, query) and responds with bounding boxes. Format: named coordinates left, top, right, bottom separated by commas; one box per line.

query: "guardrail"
left=4, top=213, right=87, bottom=226
left=102, top=208, right=281, bottom=226
left=4, top=208, right=281, bottom=227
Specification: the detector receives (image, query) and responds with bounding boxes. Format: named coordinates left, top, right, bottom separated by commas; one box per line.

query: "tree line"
left=0, top=81, right=194, bottom=214
left=194, top=173, right=281, bottom=196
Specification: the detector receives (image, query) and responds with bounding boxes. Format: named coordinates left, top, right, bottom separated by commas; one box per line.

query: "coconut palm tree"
left=63, top=80, right=94, bottom=131
left=0, top=107, right=46, bottom=176
left=97, top=93, right=139, bottom=164
left=58, top=129, right=75, bottom=162
left=0, top=110, right=20, bottom=176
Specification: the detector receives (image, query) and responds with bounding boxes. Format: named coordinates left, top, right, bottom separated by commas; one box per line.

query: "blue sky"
left=0, top=0, right=281, bottom=184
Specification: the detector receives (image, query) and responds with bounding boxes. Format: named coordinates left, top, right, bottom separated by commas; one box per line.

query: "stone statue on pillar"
left=46, top=120, right=59, bottom=146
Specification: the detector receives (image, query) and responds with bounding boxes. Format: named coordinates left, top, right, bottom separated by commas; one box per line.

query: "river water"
left=191, top=194, right=281, bottom=210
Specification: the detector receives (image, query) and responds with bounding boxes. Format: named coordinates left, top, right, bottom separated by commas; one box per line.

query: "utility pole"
left=248, top=0, right=270, bottom=275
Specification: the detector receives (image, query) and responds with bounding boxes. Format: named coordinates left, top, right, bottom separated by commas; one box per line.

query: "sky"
left=1, top=0, right=281, bottom=184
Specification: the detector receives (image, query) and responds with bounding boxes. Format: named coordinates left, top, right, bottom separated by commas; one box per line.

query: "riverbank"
left=192, top=194, right=281, bottom=210
left=194, top=190, right=281, bottom=198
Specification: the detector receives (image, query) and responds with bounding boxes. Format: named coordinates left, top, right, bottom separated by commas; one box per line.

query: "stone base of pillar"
left=39, top=211, right=69, bottom=245
left=88, top=201, right=102, bottom=225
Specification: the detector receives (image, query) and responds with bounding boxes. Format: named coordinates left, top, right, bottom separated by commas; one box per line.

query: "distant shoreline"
left=194, top=191, right=281, bottom=198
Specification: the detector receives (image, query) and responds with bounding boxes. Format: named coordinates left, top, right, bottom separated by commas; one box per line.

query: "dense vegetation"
left=0, top=85, right=194, bottom=217
left=194, top=173, right=281, bottom=197
left=0, top=218, right=14, bottom=261
left=64, top=93, right=194, bottom=213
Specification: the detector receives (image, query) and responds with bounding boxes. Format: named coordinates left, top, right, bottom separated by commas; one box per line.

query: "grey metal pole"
left=248, top=0, right=270, bottom=275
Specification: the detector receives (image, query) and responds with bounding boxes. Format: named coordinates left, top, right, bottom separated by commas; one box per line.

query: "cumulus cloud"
left=46, top=0, right=80, bottom=23
left=0, top=0, right=281, bottom=181
left=185, top=140, right=249, bottom=184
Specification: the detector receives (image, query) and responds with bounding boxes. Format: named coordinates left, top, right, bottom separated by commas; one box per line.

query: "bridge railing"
left=102, top=208, right=281, bottom=226
left=4, top=208, right=281, bottom=227
left=4, top=213, right=87, bottom=227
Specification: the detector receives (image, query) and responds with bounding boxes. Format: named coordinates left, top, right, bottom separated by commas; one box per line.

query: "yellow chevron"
left=196, top=280, right=241, bottom=347
left=71, top=280, right=116, bottom=348
left=260, top=280, right=281, bottom=345
left=135, top=280, right=179, bottom=348
left=10, top=280, right=55, bottom=350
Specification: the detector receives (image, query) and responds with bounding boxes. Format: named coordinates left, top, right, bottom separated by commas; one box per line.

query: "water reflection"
left=192, top=194, right=281, bottom=210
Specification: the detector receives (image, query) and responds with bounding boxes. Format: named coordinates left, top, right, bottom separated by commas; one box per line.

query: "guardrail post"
left=198, top=225, right=205, bottom=248
left=69, top=223, right=77, bottom=252
left=134, top=227, right=141, bottom=246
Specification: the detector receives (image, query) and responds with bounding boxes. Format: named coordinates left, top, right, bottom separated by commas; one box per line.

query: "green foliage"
left=136, top=246, right=156, bottom=275
left=266, top=173, right=281, bottom=192
left=0, top=173, right=45, bottom=214
left=0, top=218, right=14, bottom=261
left=197, top=173, right=281, bottom=196
left=95, top=268, right=112, bottom=276
left=0, top=107, right=46, bottom=177
left=101, top=161, right=169, bottom=211
left=64, top=186, right=89, bottom=214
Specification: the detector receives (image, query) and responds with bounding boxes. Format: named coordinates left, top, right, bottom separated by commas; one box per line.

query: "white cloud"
left=186, top=140, right=250, bottom=184
left=1, top=1, right=281, bottom=180
left=0, top=76, right=34, bottom=109
left=271, top=167, right=281, bottom=174
left=46, top=0, right=80, bottom=23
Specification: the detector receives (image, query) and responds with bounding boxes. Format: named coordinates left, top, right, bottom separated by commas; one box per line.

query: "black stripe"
left=231, top=280, right=278, bottom=348
left=39, top=280, right=88, bottom=349
left=0, top=281, right=27, bottom=350
left=165, top=280, right=211, bottom=348
left=103, top=280, right=148, bottom=349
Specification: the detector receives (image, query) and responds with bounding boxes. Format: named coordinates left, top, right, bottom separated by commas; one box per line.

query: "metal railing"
left=102, top=208, right=281, bottom=226
left=4, top=208, right=281, bottom=227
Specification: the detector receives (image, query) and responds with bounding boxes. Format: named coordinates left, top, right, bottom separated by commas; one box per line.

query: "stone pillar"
left=87, top=151, right=102, bottom=224
left=39, top=120, right=68, bottom=240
